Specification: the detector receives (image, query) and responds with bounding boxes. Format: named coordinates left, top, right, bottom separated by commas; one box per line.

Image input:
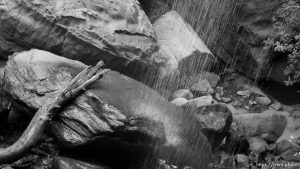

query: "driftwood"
left=0, top=61, right=110, bottom=164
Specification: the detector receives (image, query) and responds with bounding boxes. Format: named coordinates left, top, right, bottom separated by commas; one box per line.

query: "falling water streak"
left=134, top=0, right=287, bottom=167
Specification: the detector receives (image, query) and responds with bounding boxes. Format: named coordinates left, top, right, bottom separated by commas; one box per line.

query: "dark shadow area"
left=259, top=80, right=300, bottom=105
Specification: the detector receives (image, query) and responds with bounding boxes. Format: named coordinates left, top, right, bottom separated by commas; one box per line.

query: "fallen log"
left=0, top=60, right=110, bottom=164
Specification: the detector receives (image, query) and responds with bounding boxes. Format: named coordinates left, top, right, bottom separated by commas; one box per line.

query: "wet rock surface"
left=152, top=10, right=216, bottom=79
left=1, top=49, right=212, bottom=169
left=192, top=104, right=233, bottom=152
left=0, top=0, right=158, bottom=79
left=232, top=110, right=288, bottom=143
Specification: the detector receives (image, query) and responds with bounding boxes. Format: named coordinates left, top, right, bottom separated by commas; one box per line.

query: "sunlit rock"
left=232, top=110, right=288, bottom=143
left=2, top=49, right=212, bottom=169
left=171, top=98, right=188, bottom=107
left=186, top=95, right=213, bottom=110
left=0, top=0, right=158, bottom=78
left=190, top=79, right=214, bottom=96
left=153, top=10, right=217, bottom=79
left=172, top=89, right=193, bottom=100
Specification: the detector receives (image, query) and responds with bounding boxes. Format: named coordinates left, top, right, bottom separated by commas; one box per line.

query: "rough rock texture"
left=232, top=110, right=288, bottom=143
left=161, top=0, right=262, bottom=78
left=191, top=104, right=233, bottom=152
left=53, top=157, right=110, bottom=169
left=2, top=49, right=212, bottom=169
left=153, top=11, right=217, bottom=78
left=236, top=0, right=282, bottom=78
left=0, top=0, right=158, bottom=78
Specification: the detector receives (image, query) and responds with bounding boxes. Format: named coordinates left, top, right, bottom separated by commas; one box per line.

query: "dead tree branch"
left=0, top=61, right=110, bottom=164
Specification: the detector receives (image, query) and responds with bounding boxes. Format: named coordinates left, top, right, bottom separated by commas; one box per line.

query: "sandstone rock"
left=53, top=157, right=110, bottom=169
left=192, top=104, right=233, bottom=152
left=232, top=110, right=288, bottom=143
left=248, top=137, right=268, bottom=154
left=255, top=96, right=272, bottom=106
left=0, top=0, right=158, bottom=79
left=190, top=79, right=214, bottom=95
left=153, top=10, right=216, bottom=78
left=172, top=89, right=193, bottom=100
left=186, top=95, right=213, bottom=110
left=2, top=50, right=212, bottom=169
left=171, top=98, right=188, bottom=107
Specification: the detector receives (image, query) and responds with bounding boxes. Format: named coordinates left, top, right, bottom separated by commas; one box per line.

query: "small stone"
left=248, top=137, right=268, bottom=154
left=236, top=154, right=250, bottom=168
left=237, top=90, right=251, bottom=98
left=171, top=98, right=189, bottom=106
left=222, top=97, right=232, bottom=103
left=249, top=100, right=257, bottom=106
left=245, top=106, right=250, bottom=110
left=190, top=79, right=214, bottom=95
left=270, top=103, right=281, bottom=111
left=215, top=93, right=222, bottom=101
left=255, top=96, right=272, bottom=106
left=173, top=89, right=193, bottom=100
left=186, top=95, right=213, bottom=109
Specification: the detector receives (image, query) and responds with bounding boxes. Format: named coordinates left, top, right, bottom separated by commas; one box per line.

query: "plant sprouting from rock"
left=264, top=0, right=300, bottom=86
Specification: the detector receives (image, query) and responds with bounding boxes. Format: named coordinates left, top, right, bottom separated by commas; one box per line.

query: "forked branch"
left=0, top=61, right=110, bottom=164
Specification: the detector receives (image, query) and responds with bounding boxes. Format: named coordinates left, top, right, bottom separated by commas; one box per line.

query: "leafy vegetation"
left=264, top=0, right=300, bottom=85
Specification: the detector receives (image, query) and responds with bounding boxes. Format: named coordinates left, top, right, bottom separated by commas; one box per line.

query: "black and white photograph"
left=0, top=0, right=299, bottom=168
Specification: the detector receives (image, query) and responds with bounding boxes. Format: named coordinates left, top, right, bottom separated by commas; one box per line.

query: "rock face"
left=236, top=0, right=282, bottom=77
left=2, top=49, right=212, bottom=169
left=0, top=0, right=158, bottom=78
left=153, top=11, right=216, bottom=78
left=232, top=110, right=288, bottom=143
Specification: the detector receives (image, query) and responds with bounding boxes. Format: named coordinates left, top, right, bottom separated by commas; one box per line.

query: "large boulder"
left=0, top=0, right=158, bottom=78
left=152, top=10, right=217, bottom=79
left=2, top=49, right=212, bottom=169
left=232, top=110, right=288, bottom=143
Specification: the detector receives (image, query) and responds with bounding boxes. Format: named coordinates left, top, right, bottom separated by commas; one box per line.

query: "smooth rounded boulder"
left=2, top=49, right=213, bottom=169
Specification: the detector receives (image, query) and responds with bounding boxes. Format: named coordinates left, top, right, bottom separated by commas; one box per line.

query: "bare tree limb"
left=0, top=61, right=110, bottom=164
